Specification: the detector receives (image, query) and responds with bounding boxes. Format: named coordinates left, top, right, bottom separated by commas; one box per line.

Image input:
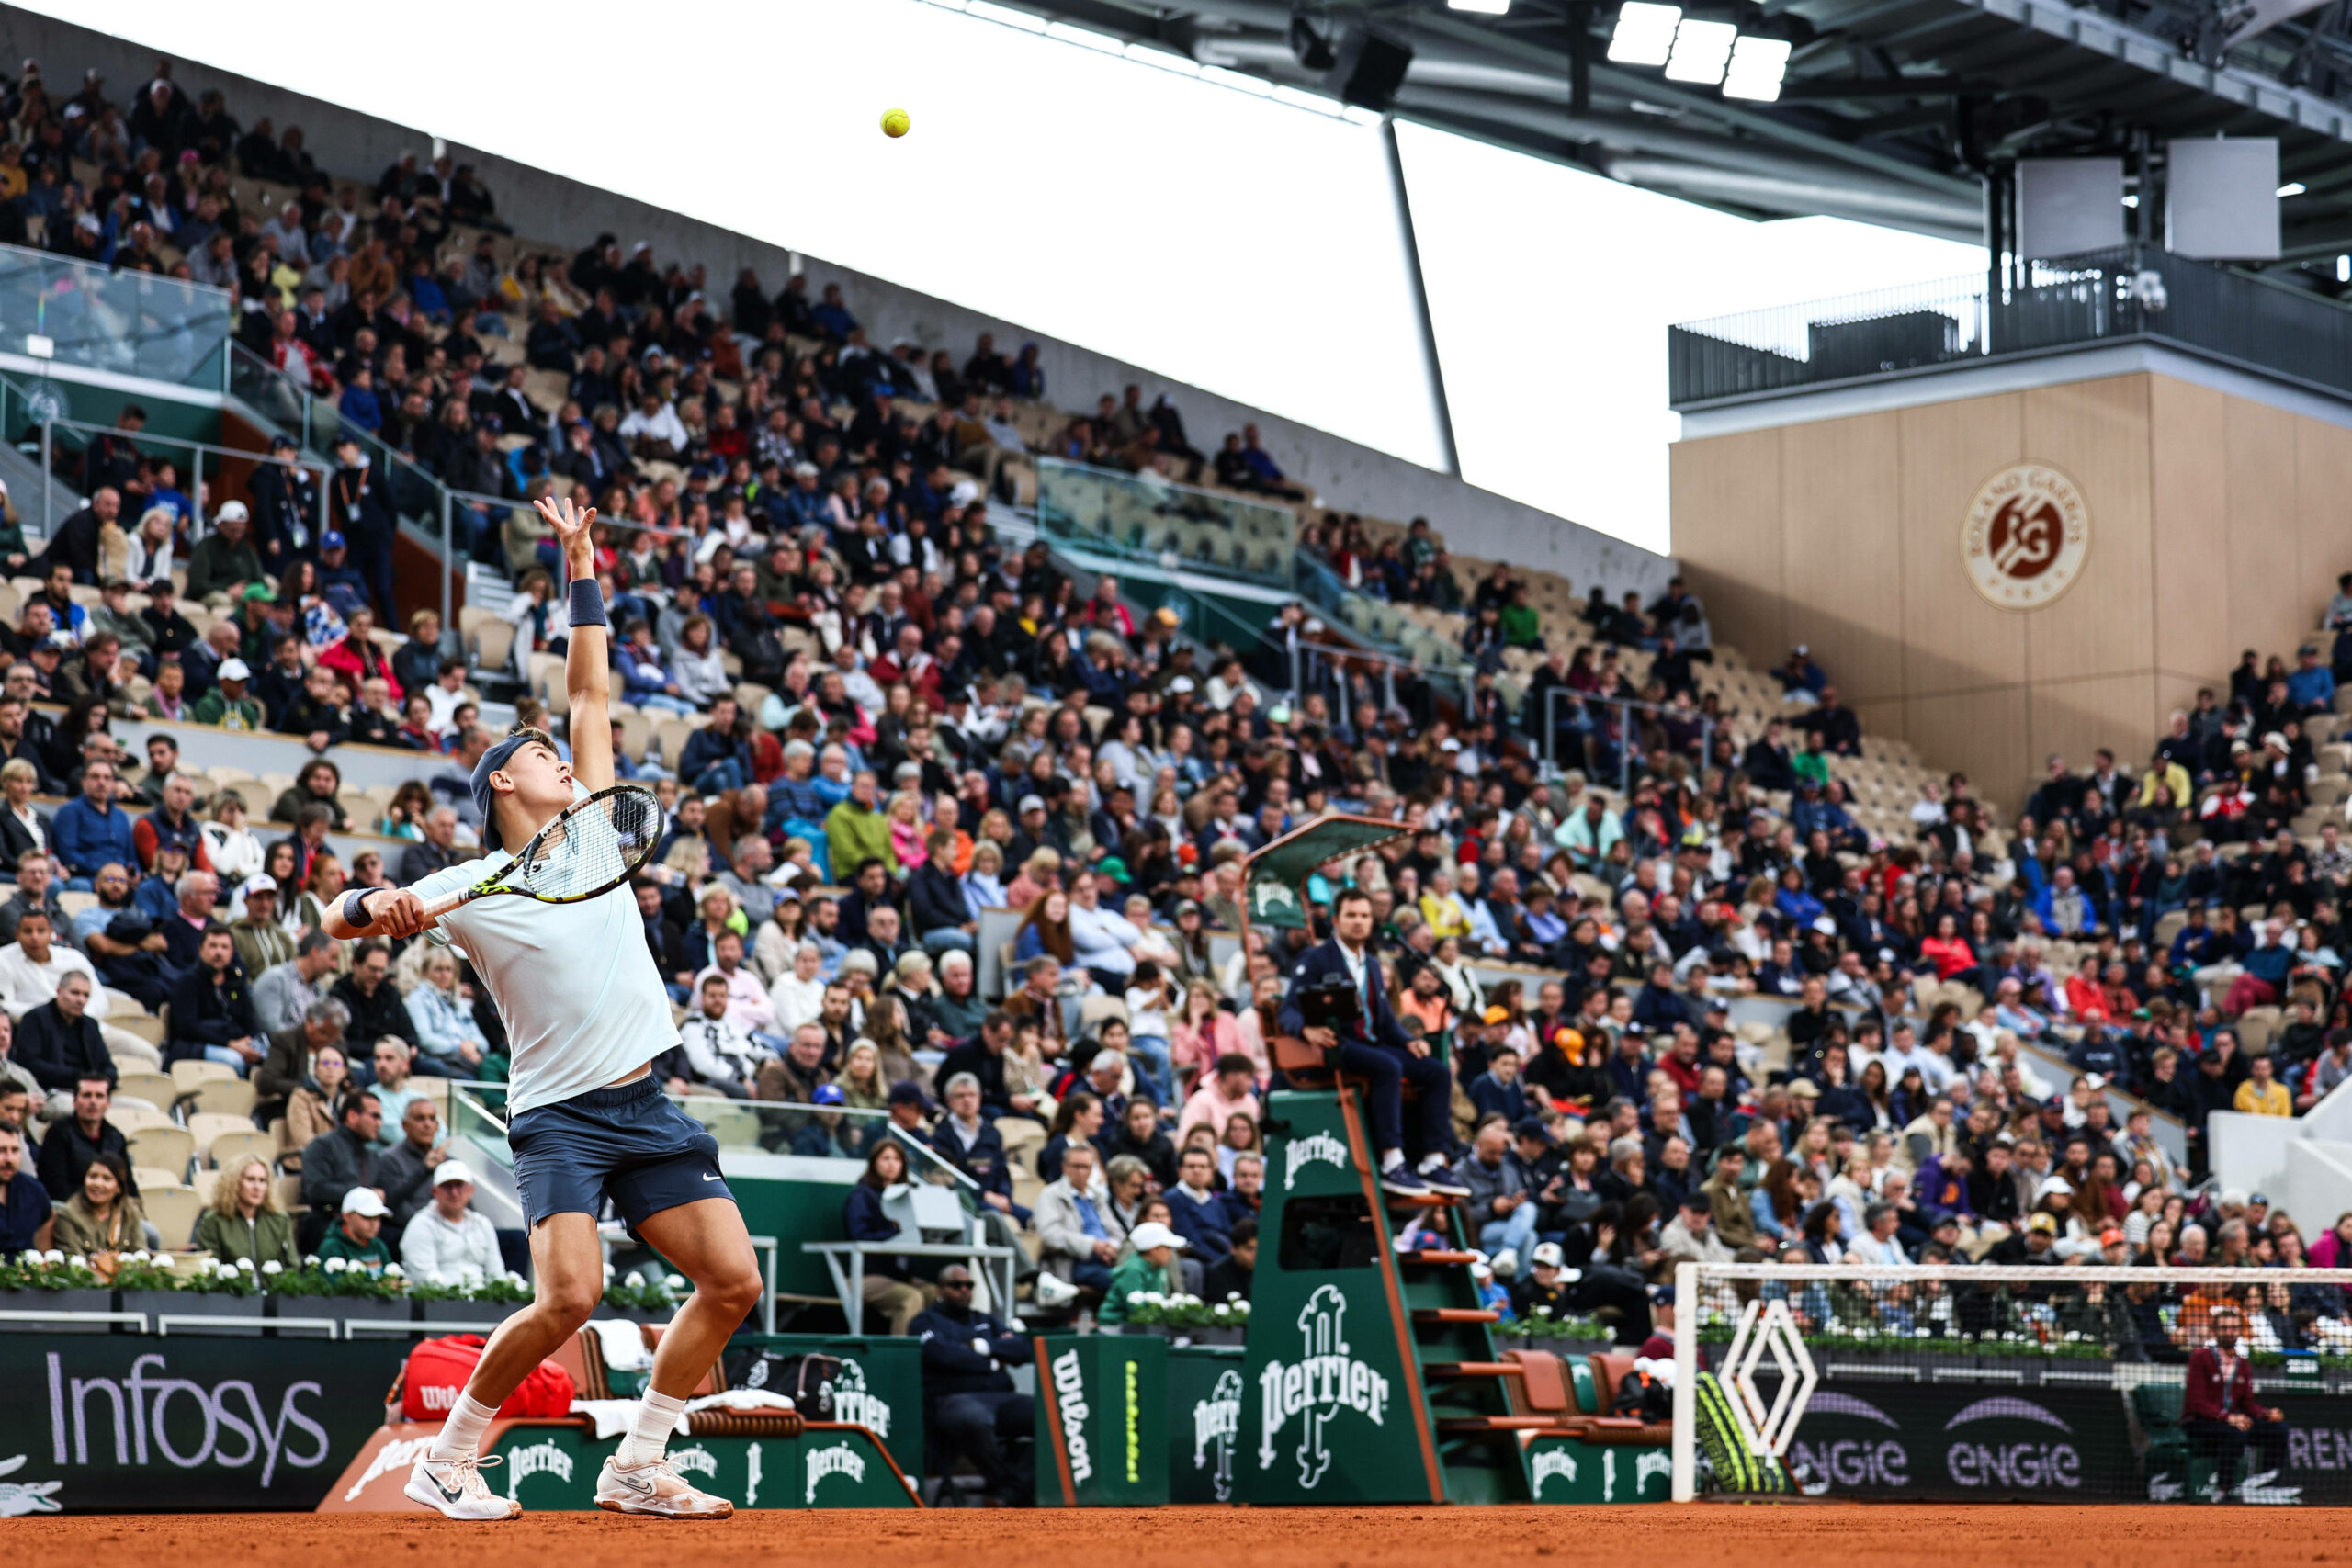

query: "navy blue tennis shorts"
left=506, top=1075, right=733, bottom=1231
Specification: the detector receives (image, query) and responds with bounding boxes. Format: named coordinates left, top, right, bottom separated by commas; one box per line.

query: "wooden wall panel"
left=2021, top=378, right=2153, bottom=684
left=2149, top=376, right=2231, bottom=690
left=1779, top=412, right=1905, bottom=705
left=1670, top=431, right=1783, bottom=665
left=2029, top=671, right=2160, bottom=786
left=1907, top=686, right=2029, bottom=807
left=2224, top=397, right=2304, bottom=673
left=1671, top=370, right=2352, bottom=815
left=2295, top=419, right=2352, bottom=637
left=1896, top=393, right=2028, bottom=696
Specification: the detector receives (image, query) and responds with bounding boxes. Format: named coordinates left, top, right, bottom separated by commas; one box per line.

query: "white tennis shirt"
left=409, top=844, right=673, bottom=1115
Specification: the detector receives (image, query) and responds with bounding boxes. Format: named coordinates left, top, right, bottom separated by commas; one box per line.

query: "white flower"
left=42, top=1249, right=62, bottom=1264
left=66, top=1255, right=86, bottom=1269
left=431, top=1269, right=454, bottom=1287
left=663, top=1275, right=685, bottom=1292
left=1125, top=1291, right=1144, bottom=1304
left=505, top=1272, right=526, bottom=1288
left=384, top=1263, right=404, bottom=1279
left=624, top=1270, right=645, bottom=1288
left=323, top=1258, right=348, bottom=1275
left=302, top=1254, right=319, bottom=1267
left=1213, top=1303, right=1230, bottom=1319
left=236, top=1257, right=256, bottom=1272
left=1532, top=1305, right=1552, bottom=1318
left=261, top=1260, right=283, bottom=1276
left=604, top=1262, right=616, bottom=1279
left=192, top=1257, right=216, bottom=1274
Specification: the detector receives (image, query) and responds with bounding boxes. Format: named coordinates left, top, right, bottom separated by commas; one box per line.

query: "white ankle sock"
left=615, top=1389, right=688, bottom=1468
left=429, top=1393, right=499, bottom=1462
left=1379, top=1148, right=1405, bottom=1171
left=1419, top=1153, right=1448, bottom=1172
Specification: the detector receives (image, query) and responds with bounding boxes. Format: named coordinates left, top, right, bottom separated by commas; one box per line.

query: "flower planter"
left=1171, top=1325, right=1247, bottom=1348
left=420, top=1298, right=522, bottom=1333
left=0, top=1288, right=116, bottom=1332
left=131, top=1290, right=268, bottom=1337
left=311, top=1296, right=416, bottom=1337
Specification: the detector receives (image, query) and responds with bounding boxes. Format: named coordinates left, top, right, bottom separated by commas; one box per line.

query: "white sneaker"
left=595, top=1455, right=735, bottom=1519
left=404, top=1451, right=520, bottom=1520
left=1491, top=1248, right=1521, bottom=1280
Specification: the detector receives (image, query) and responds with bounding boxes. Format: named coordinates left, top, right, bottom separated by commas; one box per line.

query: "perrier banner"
left=1031, top=1333, right=1168, bottom=1506
left=1237, top=1089, right=1437, bottom=1505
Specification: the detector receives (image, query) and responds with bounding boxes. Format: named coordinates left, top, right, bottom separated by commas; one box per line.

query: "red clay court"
left=3, top=1507, right=2344, bottom=1568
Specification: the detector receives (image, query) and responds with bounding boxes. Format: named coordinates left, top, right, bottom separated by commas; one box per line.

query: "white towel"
left=569, top=1389, right=795, bottom=1439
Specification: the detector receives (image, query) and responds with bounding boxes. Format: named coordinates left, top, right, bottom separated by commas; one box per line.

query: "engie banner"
left=0, top=1337, right=407, bottom=1512
left=1789, top=1376, right=2352, bottom=1504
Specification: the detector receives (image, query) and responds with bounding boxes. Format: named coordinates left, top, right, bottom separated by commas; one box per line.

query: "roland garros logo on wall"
left=1962, top=463, right=2090, bottom=610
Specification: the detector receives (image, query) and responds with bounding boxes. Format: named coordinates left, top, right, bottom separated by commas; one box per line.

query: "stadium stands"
left=0, top=48, right=2346, bottom=1359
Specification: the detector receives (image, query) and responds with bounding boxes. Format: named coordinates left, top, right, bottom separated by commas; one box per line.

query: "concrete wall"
left=1672, top=367, right=2352, bottom=811
left=2, top=8, right=1675, bottom=601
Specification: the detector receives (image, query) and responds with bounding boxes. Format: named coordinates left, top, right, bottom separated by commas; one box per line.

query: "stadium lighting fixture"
left=1609, top=3, right=1683, bottom=66
left=1447, top=0, right=1513, bottom=12
left=1721, top=36, right=1791, bottom=100
left=2279, top=181, right=2308, bottom=197
left=1663, top=17, right=1737, bottom=83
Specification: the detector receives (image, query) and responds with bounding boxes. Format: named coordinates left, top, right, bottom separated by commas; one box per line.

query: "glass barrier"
left=1035, top=456, right=1297, bottom=586
left=0, top=243, right=231, bottom=387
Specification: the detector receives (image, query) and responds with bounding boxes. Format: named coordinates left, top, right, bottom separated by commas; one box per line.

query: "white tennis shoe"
left=595, top=1455, right=735, bottom=1519
left=404, top=1451, right=521, bottom=1520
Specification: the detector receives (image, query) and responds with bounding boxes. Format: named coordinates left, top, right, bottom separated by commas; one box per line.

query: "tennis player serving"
left=327, top=494, right=756, bottom=1521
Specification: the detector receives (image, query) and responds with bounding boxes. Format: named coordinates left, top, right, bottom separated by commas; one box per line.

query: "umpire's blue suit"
left=1276, top=937, right=1453, bottom=1160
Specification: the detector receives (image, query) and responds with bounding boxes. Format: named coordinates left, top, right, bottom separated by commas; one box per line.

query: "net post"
left=1672, top=1259, right=1699, bottom=1502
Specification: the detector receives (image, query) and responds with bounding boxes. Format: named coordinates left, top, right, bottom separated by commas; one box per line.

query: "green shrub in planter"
left=602, top=1268, right=688, bottom=1323
left=413, top=1267, right=533, bottom=1326
left=0, top=1248, right=114, bottom=1332
left=269, top=1257, right=413, bottom=1333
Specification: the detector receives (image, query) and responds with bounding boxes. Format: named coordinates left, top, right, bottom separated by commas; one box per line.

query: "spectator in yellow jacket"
left=2234, top=1054, right=2293, bottom=1116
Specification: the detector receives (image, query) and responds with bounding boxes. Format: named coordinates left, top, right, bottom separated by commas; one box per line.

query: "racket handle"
left=414, top=887, right=474, bottom=923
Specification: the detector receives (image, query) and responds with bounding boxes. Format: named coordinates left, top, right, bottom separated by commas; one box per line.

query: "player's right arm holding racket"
left=326, top=494, right=609, bottom=942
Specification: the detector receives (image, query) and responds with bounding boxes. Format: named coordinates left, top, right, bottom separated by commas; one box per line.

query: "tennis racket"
left=414, top=782, right=665, bottom=926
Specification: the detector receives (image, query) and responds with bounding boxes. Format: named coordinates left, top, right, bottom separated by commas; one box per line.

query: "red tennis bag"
left=400, top=1334, right=576, bottom=1423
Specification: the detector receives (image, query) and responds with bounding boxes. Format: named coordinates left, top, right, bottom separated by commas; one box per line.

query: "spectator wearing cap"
left=1099, top=1219, right=1186, bottom=1328
left=317, top=1185, right=394, bottom=1270
left=183, top=501, right=265, bottom=607
left=227, top=874, right=294, bottom=976
left=190, top=657, right=260, bottom=729
left=399, top=1158, right=501, bottom=1280
left=1508, top=1241, right=1575, bottom=1320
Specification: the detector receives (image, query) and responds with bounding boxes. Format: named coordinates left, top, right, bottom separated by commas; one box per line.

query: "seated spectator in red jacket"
left=2185, top=1305, right=2294, bottom=1502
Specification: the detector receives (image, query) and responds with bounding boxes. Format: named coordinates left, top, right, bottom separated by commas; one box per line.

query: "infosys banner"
left=0, top=1337, right=407, bottom=1513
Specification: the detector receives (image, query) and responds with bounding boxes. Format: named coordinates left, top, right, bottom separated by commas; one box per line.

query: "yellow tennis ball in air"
left=880, top=107, right=910, bottom=139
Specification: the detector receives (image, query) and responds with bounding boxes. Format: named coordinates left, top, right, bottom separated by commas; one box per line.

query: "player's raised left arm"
left=539, top=493, right=615, bottom=793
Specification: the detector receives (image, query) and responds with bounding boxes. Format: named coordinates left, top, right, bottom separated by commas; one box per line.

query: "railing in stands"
left=1670, top=244, right=2352, bottom=408
left=13, top=402, right=330, bottom=550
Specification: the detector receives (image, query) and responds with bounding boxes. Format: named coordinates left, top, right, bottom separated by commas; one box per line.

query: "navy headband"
left=469, top=733, right=536, bottom=852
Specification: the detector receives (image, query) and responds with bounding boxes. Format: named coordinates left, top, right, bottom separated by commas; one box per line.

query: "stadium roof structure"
left=982, top=0, right=2352, bottom=288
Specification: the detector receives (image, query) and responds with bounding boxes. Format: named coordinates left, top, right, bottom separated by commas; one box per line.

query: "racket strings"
left=515, top=788, right=662, bottom=899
